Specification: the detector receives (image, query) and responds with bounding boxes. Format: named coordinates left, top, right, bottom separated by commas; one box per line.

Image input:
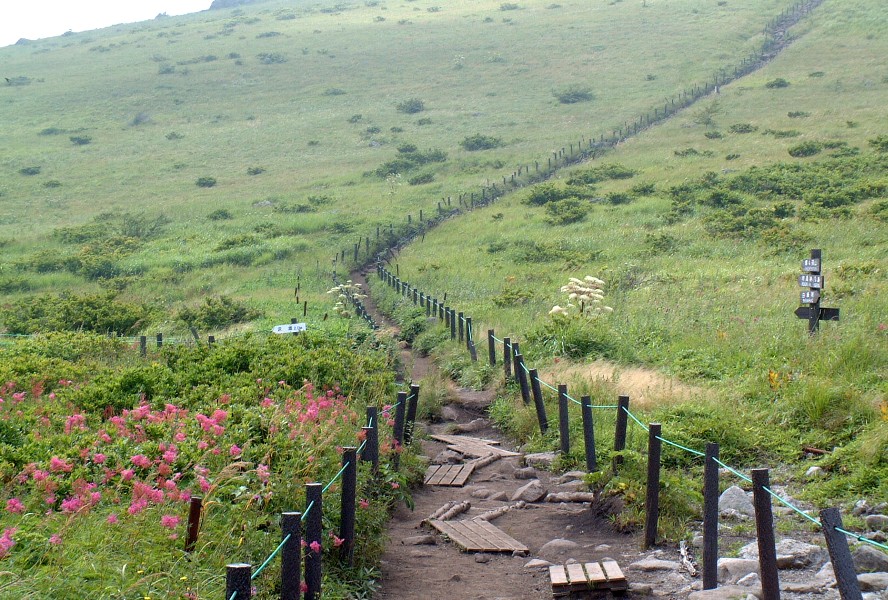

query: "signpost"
left=795, top=249, right=839, bottom=335
left=273, top=323, right=307, bottom=335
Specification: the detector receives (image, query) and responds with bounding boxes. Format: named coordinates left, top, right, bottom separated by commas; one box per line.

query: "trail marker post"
left=794, top=249, right=839, bottom=335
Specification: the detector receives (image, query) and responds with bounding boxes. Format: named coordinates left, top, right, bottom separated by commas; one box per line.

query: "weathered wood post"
left=528, top=369, right=548, bottom=433
left=503, top=337, right=513, bottom=379
left=226, top=563, right=252, bottom=599
left=487, top=330, right=497, bottom=366
left=514, top=353, right=531, bottom=405
left=362, top=407, right=379, bottom=472
left=184, top=496, right=203, bottom=552
left=304, top=483, right=323, bottom=600
left=613, top=396, right=629, bottom=474
left=281, top=511, right=302, bottom=600
left=393, top=391, right=407, bottom=453
left=405, top=384, right=420, bottom=445
left=580, top=395, right=597, bottom=472
left=458, top=311, right=464, bottom=342
left=558, top=385, right=570, bottom=455
left=703, top=443, right=720, bottom=590
left=752, top=468, right=780, bottom=599
left=819, top=508, right=863, bottom=600
left=156, top=332, right=163, bottom=348
left=339, top=448, right=357, bottom=566
left=450, top=309, right=456, bottom=340
left=139, top=335, right=147, bottom=357
left=643, top=423, right=662, bottom=549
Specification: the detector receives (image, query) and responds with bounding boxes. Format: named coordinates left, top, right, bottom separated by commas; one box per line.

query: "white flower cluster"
left=326, top=280, right=366, bottom=318
left=549, top=276, right=613, bottom=317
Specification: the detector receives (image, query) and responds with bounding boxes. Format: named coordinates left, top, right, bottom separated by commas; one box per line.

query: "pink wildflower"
left=120, top=469, right=135, bottom=482
left=0, top=528, right=17, bottom=558
left=229, top=444, right=242, bottom=458
left=160, top=515, right=180, bottom=529
left=256, top=464, right=270, bottom=484
left=309, top=540, right=321, bottom=553
left=107, top=514, right=119, bottom=524
left=61, top=497, right=83, bottom=513
left=5, top=498, right=24, bottom=514
left=130, top=454, right=151, bottom=469
left=359, top=498, right=369, bottom=509
left=49, top=456, right=72, bottom=473
left=49, top=534, right=62, bottom=545
left=330, top=532, right=344, bottom=547
left=92, top=453, right=107, bottom=465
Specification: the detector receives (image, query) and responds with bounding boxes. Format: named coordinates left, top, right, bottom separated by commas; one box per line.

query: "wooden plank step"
left=429, top=434, right=520, bottom=458
left=423, top=464, right=475, bottom=486
left=550, top=560, right=628, bottom=595
left=428, top=519, right=528, bottom=553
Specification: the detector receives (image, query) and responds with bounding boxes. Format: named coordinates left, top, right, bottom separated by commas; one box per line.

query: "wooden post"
left=503, top=337, right=512, bottom=379
left=529, top=369, right=548, bottom=434
left=487, top=330, right=497, bottom=366
left=281, top=512, right=302, bottom=600
left=139, top=335, right=147, bottom=357
left=465, top=317, right=473, bottom=352
left=444, top=306, right=450, bottom=327
left=819, top=508, right=863, bottom=600
left=703, top=443, right=719, bottom=590
left=613, top=396, right=629, bottom=474
left=404, top=384, right=420, bottom=444
left=580, top=396, right=597, bottom=472
left=450, top=309, right=456, bottom=340
left=393, top=391, right=407, bottom=452
left=752, top=468, right=781, bottom=599
left=458, top=311, right=464, bottom=342
left=208, top=335, right=215, bottom=345
left=558, top=385, right=570, bottom=455
left=438, top=301, right=444, bottom=321
left=644, top=423, right=662, bottom=549
left=156, top=332, right=163, bottom=348
left=339, top=448, right=357, bottom=566
left=226, top=563, right=252, bottom=600
left=514, top=353, right=531, bottom=405
left=184, top=496, right=202, bottom=553
left=304, top=483, right=323, bottom=600
left=303, top=301, right=307, bottom=317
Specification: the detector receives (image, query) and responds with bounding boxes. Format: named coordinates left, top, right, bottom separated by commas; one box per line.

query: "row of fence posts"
left=378, top=263, right=867, bottom=599
left=220, top=386, right=421, bottom=600
left=337, top=3, right=818, bottom=277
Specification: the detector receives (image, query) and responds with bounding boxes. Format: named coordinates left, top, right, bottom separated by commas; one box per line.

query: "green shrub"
left=208, top=209, right=233, bottom=220
left=788, top=141, right=822, bottom=158
left=729, top=123, right=757, bottom=134
left=605, top=192, right=633, bottom=205
left=396, top=97, right=425, bottom=114
left=554, top=85, right=594, bottom=104
left=762, top=129, right=800, bottom=138
left=176, top=296, right=261, bottom=330
left=631, top=182, right=656, bottom=195
left=257, top=52, right=286, bottom=64
left=545, top=198, right=589, bottom=224
left=704, top=131, right=724, bottom=139
left=765, top=77, right=790, bottom=88
left=644, top=232, right=678, bottom=254
left=500, top=2, right=520, bottom=9
left=870, top=200, right=888, bottom=222
left=460, top=134, right=504, bottom=151
left=1, top=292, right=151, bottom=335
left=788, top=111, right=810, bottom=118
left=347, top=114, right=363, bottom=123
left=566, top=163, right=635, bottom=185
left=407, top=173, right=434, bottom=185
left=247, top=166, right=265, bottom=175
left=523, top=182, right=590, bottom=206
left=69, top=135, right=92, bottom=145
left=416, top=117, right=432, bottom=125
left=19, top=166, right=41, bottom=176
left=527, top=315, right=617, bottom=359
left=869, top=135, right=888, bottom=153
left=196, top=176, right=217, bottom=188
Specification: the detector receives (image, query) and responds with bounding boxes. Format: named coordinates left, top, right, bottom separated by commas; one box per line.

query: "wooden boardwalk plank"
left=429, top=434, right=520, bottom=458
left=549, top=565, right=568, bottom=586
left=424, top=464, right=475, bottom=487
left=450, top=465, right=474, bottom=486
left=584, top=562, right=606, bottom=584
left=428, top=519, right=527, bottom=553
left=550, top=560, right=628, bottom=595
left=472, top=520, right=529, bottom=552
left=601, top=560, right=628, bottom=590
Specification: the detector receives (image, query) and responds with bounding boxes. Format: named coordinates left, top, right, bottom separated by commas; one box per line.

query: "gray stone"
left=470, top=487, right=491, bottom=499
left=488, top=491, right=508, bottom=501
left=511, top=479, right=548, bottom=503
left=525, top=451, right=556, bottom=468
left=866, top=514, right=888, bottom=531
left=815, top=561, right=836, bottom=584
left=854, top=500, right=872, bottom=516
left=736, top=573, right=760, bottom=587
left=441, top=405, right=461, bottom=421
left=456, top=418, right=489, bottom=433
left=858, top=573, right=888, bottom=592
left=868, top=531, right=888, bottom=543
left=855, top=546, right=888, bottom=573
left=738, top=539, right=826, bottom=569
left=538, top=538, right=580, bottom=561
left=402, top=534, right=436, bottom=545
left=630, top=558, right=682, bottom=572
left=431, top=449, right=462, bottom=464
left=524, top=558, right=553, bottom=569
left=556, top=480, right=588, bottom=493
left=805, top=466, right=825, bottom=478
left=692, top=535, right=705, bottom=548
left=513, top=466, right=537, bottom=480
left=563, top=470, right=587, bottom=480
left=628, top=582, right=654, bottom=595
left=474, top=553, right=490, bottom=563
left=717, top=558, right=760, bottom=584
left=719, top=486, right=755, bottom=518
left=688, top=585, right=762, bottom=599
left=595, top=544, right=611, bottom=552
left=782, top=581, right=827, bottom=593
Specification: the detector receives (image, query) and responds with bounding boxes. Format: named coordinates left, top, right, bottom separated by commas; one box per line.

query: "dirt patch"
left=539, top=360, right=705, bottom=409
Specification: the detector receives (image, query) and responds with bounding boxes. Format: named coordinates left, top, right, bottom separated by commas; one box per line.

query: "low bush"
left=247, top=166, right=265, bottom=175
left=460, top=134, right=504, bottom=151
left=176, top=295, right=262, bottom=330
left=566, top=163, right=635, bottom=185
left=396, top=97, right=425, bottom=114
left=1, top=292, right=151, bottom=334
left=788, top=141, right=822, bottom=158
left=208, top=209, right=233, bottom=220
left=545, top=198, right=589, bottom=224
left=196, top=176, right=217, bottom=188
left=765, top=77, right=790, bottom=88
left=729, top=123, right=757, bottom=134
left=408, top=173, right=434, bottom=185
left=553, top=85, right=594, bottom=104
left=257, top=52, right=286, bottom=64
left=19, top=166, right=41, bottom=175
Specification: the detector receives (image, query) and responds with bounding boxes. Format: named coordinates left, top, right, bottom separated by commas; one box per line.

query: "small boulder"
left=719, top=486, right=755, bottom=518
left=853, top=546, right=888, bottom=573
left=688, top=585, right=762, bottom=599
left=511, top=479, right=547, bottom=503
left=488, top=491, right=508, bottom=501
left=441, top=405, right=461, bottom=421
left=629, top=558, right=681, bottom=572
left=470, top=488, right=491, bottom=499
left=738, top=539, right=825, bottom=569
left=865, top=514, right=888, bottom=531
left=474, top=553, right=490, bottom=563
left=805, top=466, right=825, bottom=478
left=524, top=558, right=553, bottom=569
left=402, top=534, right=436, bottom=546
left=736, top=573, right=760, bottom=587
left=853, top=499, right=871, bottom=516
left=538, top=538, right=580, bottom=561
left=513, top=466, right=537, bottom=480
left=525, top=452, right=556, bottom=468
left=431, top=449, right=462, bottom=465
left=858, top=572, right=888, bottom=592
left=717, top=558, right=760, bottom=584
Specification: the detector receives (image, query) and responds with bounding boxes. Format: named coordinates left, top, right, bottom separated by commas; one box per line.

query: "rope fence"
left=375, top=262, right=883, bottom=598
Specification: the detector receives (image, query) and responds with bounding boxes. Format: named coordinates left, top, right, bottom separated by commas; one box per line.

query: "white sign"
left=798, top=274, right=823, bottom=289
left=800, top=290, right=820, bottom=304
left=273, top=323, right=307, bottom=334
left=802, top=258, right=821, bottom=273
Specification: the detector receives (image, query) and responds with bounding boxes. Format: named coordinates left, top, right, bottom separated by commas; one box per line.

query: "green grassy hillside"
left=1, top=0, right=797, bottom=334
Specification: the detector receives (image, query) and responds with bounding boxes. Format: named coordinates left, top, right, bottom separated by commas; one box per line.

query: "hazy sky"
left=1, top=1, right=211, bottom=48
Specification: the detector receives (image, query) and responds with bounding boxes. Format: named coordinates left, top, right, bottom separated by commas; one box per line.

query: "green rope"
left=301, top=499, right=315, bottom=522
left=536, top=377, right=559, bottom=393
left=229, top=591, right=237, bottom=600
left=763, top=486, right=821, bottom=527
left=323, top=462, right=351, bottom=493
left=357, top=439, right=367, bottom=454
left=521, top=361, right=531, bottom=374
left=836, top=527, right=888, bottom=552
left=712, top=457, right=753, bottom=483
left=622, top=407, right=650, bottom=432
left=492, top=334, right=504, bottom=343
left=563, top=393, right=583, bottom=407
left=656, top=436, right=706, bottom=458
left=589, top=405, right=619, bottom=409
left=252, top=533, right=292, bottom=579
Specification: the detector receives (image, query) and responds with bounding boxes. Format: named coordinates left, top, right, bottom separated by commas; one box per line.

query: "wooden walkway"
left=549, top=561, right=627, bottom=596
left=424, top=463, right=475, bottom=486
left=430, top=434, right=521, bottom=458
left=428, top=518, right=529, bottom=553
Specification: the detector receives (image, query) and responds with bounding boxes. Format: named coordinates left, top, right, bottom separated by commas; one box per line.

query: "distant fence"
left=330, top=0, right=824, bottom=279
left=375, top=264, right=883, bottom=600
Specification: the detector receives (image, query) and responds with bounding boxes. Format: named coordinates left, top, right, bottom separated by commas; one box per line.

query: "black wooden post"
left=449, top=309, right=456, bottom=340
left=558, top=385, right=570, bottom=455
left=226, top=563, right=252, bottom=600
left=184, top=496, right=202, bottom=553
left=393, top=391, right=407, bottom=452
left=281, top=512, right=302, bottom=600
left=511, top=342, right=521, bottom=382
left=362, top=406, right=379, bottom=472
left=304, top=483, right=323, bottom=600
left=156, top=332, right=163, bottom=348
left=139, top=335, right=147, bottom=357
left=703, top=443, right=720, bottom=590
left=643, top=423, right=662, bottom=549
left=580, top=395, right=597, bottom=472
left=465, top=317, right=473, bottom=352
left=438, top=300, right=444, bottom=321
left=752, top=468, right=781, bottom=600
left=503, top=337, right=512, bottom=379
left=528, top=369, right=548, bottom=434
left=208, top=335, right=215, bottom=345
left=613, top=396, right=629, bottom=474
left=487, top=330, right=497, bottom=366
left=457, top=312, right=464, bottom=343
left=820, top=508, right=863, bottom=600
left=405, top=384, right=420, bottom=445
left=339, top=448, right=357, bottom=566
left=514, top=353, right=531, bottom=405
